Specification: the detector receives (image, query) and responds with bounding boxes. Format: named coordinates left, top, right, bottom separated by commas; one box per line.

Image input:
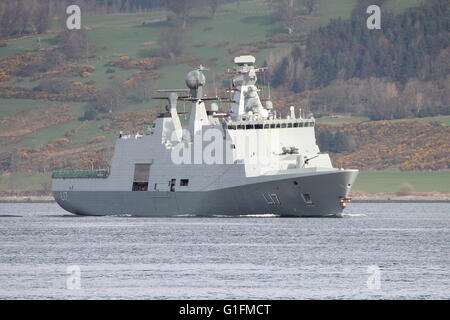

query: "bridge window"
left=276, top=124, right=281, bottom=128
left=246, top=124, right=254, bottom=129
left=299, top=122, right=304, bottom=127
left=270, top=124, right=275, bottom=128
left=255, top=124, right=263, bottom=129
left=287, top=123, right=293, bottom=128
left=237, top=125, right=245, bottom=130
left=180, top=179, right=189, bottom=186
left=264, top=124, right=270, bottom=129
left=294, top=123, right=299, bottom=128
left=228, top=125, right=236, bottom=130
left=281, top=123, right=287, bottom=128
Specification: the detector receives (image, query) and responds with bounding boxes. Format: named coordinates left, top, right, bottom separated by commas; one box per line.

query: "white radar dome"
left=185, top=70, right=206, bottom=89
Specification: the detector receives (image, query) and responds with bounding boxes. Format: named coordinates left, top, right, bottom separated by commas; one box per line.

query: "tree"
left=206, top=0, right=221, bottom=17
left=270, top=0, right=296, bottom=34
left=79, top=105, right=98, bottom=121
left=36, top=77, right=72, bottom=94
left=96, top=80, right=127, bottom=112
left=333, top=130, right=356, bottom=153
left=271, top=57, right=289, bottom=88
left=299, top=0, right=317, bottom=14
left=0, top=1, right=27, bottom=38
left=33, top=0, right=51, bottom=34
left=57, top=29, right=94, bottom=60
left=0, top=0, right=52, bottom=38
left=159, top=24, right=189, bottom=58
left=165, top=0, right=199, bottom=30
left=317, top=128, right=335, bottom=152
left=126, top=72, right=154, bottom=103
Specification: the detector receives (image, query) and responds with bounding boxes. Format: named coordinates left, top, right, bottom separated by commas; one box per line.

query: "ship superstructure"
left=52, top=56, right=358, bottom=217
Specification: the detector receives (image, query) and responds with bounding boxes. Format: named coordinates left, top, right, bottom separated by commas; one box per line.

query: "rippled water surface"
left=0, top=202, right=449, bottom=299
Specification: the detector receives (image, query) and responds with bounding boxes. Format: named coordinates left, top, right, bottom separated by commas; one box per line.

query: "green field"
left=0, top=98, right=61, bottom=118
left=1, top=169, right=449, bottom=194
left=0, top=172, right=51, bottom=192
left=16, top=118, right=115, bottom=148
left=383, top=0, right=424, bottom=13
left=353, top=169, right=450, bottom=194
left=316, top=116, right=370, bottom=125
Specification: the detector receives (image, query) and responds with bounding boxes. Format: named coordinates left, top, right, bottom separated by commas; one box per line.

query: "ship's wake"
left=341, top=212, right=367, bottom=217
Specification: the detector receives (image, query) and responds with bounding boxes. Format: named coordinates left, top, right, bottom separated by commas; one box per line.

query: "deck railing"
left=52, top=170, right=110, bottom=179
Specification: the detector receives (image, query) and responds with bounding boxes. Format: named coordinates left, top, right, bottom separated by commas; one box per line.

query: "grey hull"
left=53, top=170, right=357, bottom=217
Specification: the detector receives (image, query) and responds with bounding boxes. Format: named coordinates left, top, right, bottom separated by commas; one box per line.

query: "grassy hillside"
left=353, top=169, right=450, bottom=194
left=0, top=0, right=443, bottom=196
left=384, top=0, right=424, bottom=13
left=0, top=172, right=51, bottom=193
left=1, top=1, right=367, bottom=167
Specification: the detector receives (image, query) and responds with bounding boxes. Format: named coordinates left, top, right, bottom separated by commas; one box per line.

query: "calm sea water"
left=0, top=202, right=448, bottom=300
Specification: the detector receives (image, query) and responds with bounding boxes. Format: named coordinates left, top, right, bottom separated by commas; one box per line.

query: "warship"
left=52, top=55, right=358, bottom=217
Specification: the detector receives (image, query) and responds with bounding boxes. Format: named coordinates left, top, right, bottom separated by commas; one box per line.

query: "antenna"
left=229, top=70, right=233, bottom=101
left=260, top=68, right=265, bottom=100
left=213, top=71, right=218, bottom=98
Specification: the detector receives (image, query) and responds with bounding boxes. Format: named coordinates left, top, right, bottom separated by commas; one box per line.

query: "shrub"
left=396, top=183, right=414, bottom=196
left=52, top=138, right=70, bottom=146
left=84, top=65, right=96, bottom=72
left=96, top=80, right=127, bottom=112
left=36, top=77, right=72, bottom=94
left=18, top=151, right=29, bottom=159
left=79, top=105, right=98, bottom=121
left=89, top=136, right=107, bottom=144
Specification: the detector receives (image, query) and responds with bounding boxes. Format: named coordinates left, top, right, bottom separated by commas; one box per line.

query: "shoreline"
left=0, top=196, right=55, bottom=203
left=1, top=194, right=449, bottom=204
left=352, top=199, right=450, bottom=203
